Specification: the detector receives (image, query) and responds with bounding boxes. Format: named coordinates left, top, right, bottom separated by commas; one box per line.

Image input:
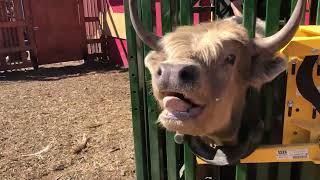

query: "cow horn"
left=253, top=0, right=305, bottom=53
left=128, top=0, right=161, bottom=50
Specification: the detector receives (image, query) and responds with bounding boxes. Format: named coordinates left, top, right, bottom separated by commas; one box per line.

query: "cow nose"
left=179, top=65, right=199, bottom=83
left=156, top=64, right=199, bottom=89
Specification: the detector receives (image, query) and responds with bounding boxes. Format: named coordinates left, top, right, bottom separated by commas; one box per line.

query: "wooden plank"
left=83, top=0, right=88, bottom=17
left=0, top=21, right=27, bottom=28
left=13, top=0, right=25, bottom=53
left=105, top=9, right=127, bottom=39
left=0, top=1, right=7, bottom=21
left=84, top=17, right=99, bottom=22
left=0, top=28, right=3, bottom=49
left=86, top=38, right=101, bottom=44
left=23, top=0, right=36, bottom=49
left=13, top=0, right=22, bottom=19
left=2, top=28, right=9, bottom=48
left=0, top=2, right=5, bottom=21
left=13, top=27, right=19, bottom=46
left=78, top=0, right=87, bottom=58
left=0, top=46, right=32, bottom=54
left=88, top=0, right=93, bottom=17
left=199, top=0, right=212, bottom=22
left=7, top=27, right=14, bottom=47
left=93, top=0, right=98, bottom=17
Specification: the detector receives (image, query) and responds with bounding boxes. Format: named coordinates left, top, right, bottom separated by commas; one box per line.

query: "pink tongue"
left=163, top=96, right=192, bottom=112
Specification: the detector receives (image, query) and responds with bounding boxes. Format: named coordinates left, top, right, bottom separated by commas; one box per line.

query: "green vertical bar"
left=317, top=0, right=320, bottom=25
left=124, top=1, right=149, bottom=180
left=166, top=133, right=180, bottom=180
left=243, top=0, right=257, bottom=38
left=141, top=0, right=163, bottom=180
left=236, top=164, right=247, bottom=180
left=145, top=71, right=162, bottom=180
left=277, top=163, right=291, bottom=180
left=258, top=1, right=283, bottom=179
left=161, top=0, right=172, bottom=33
left=299, top=163, right=320, bottom=180
left=179, top=1, right=196, bottom=179
left=161, top=1, right=180, bottom=180
left=256, top=164, right=269, bottom=180
left=265, top=0, right=282, bottom=36
left=291, top=0, right=306, bottom=24
left=184, top=146, right=196, bottom=180
left=237, top=1, right=256, bottom=179
left=214, top=0, right=220, bottom=20
left=180, top=0, right=192, bottom=25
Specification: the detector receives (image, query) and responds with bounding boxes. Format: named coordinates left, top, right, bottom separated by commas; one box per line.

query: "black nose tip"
left=157, top=67, right=162, bottom=76
left=179, top=65, right=199, bottom=82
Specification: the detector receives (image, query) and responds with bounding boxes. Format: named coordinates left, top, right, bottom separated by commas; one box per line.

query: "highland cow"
left=128, top=0, right=304, bottom=148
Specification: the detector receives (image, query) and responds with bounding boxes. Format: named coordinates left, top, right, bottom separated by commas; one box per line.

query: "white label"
left=276, top=149, right=309, bottom=160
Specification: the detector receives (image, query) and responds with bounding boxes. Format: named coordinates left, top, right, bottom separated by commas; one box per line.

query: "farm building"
left=0, top=0, right=129, bottom=71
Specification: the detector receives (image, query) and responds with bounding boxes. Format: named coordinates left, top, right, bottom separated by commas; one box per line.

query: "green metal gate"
left=124, top=0, right=320, bottom=180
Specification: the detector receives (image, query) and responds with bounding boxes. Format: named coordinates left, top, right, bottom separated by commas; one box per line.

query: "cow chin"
left=158, top=111, right=208, bottom=136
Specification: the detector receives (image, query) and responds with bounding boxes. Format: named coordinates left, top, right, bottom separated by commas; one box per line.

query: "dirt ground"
left=0, top=61, right=136, bottom=180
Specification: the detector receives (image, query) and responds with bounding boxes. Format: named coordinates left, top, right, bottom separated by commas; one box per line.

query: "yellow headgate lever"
left=196, top=25, right=320, bottom=165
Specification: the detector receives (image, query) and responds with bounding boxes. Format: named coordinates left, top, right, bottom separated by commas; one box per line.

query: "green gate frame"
left=124, top=0, right=320, bottom=180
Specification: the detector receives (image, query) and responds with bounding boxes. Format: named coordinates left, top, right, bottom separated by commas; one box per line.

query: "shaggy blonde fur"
left=160, top=20, right=249, bottom=66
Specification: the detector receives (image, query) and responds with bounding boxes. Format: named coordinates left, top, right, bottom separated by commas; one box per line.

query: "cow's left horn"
left=129, top=0, right=161, bottom=50
left=253, top=0, right=305, bottom=53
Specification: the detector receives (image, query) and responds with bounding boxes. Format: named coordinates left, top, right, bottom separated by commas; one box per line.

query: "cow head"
left=128, top=0, right=304, bottom=146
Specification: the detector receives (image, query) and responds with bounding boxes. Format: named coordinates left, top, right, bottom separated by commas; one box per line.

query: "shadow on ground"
left=0, top=61, right=128, bottom=82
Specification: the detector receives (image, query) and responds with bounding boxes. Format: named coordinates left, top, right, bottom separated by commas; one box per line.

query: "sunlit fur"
left=162, top=20, right=247, bottom=63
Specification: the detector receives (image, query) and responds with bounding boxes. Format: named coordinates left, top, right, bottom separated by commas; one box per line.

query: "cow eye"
left=225, top=54, right=236, bottom=65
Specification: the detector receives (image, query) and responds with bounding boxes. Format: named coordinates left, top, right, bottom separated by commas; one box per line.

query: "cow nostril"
left=157, top=67, right=162, bottom=76
left=179, top=65, right=199, bottom=82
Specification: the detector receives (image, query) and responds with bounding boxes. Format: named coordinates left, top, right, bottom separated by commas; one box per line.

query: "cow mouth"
left=160, top=92, right=204, bottom=120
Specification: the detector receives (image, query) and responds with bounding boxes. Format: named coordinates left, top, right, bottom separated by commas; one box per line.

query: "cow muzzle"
left=155, top=63, right=200, bottom=91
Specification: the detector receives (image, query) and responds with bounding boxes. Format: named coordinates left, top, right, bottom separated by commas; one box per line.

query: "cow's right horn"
left=128, top=0, right=161, bottom=50
left=252, top=0, right=305, bottom=54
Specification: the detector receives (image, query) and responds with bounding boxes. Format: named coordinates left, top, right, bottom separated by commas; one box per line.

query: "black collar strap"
left=185, top=117, right=264, bottom=166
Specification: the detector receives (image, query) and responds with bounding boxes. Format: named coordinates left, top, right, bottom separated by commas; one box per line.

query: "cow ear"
left=145, top=51, right=166, bottom=73
left=249, top=53, right=287, bottom=89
